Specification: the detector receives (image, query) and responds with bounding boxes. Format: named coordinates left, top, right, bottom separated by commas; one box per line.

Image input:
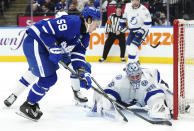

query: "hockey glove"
left=49, top=47, right=68, bottom=64
left=77, top=68, right=92, bottom=89
left=80, top=72, right=92, bottom=90
left=119, top=18, right=127, bottom=29
left=135, top=29, right=145, bottom=39
left=132, top=29, right=145, bottom=47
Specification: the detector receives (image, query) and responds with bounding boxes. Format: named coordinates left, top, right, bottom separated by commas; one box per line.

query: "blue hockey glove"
left=135, top=29, right=145, bottom=39
left=119, top=18, right=127, bottom=29
left=80, top=72, right=92, bottom=90
left=132, top=29, right=145, bottom=47
left=49, top=47, right=64, bottom=64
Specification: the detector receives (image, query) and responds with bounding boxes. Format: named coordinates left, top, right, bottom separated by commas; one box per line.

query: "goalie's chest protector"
left=131, top=72, right=158, bottom=106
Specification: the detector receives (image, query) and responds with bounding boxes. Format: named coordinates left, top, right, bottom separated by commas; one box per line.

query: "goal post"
left=173, top=19, right=194, bottom=120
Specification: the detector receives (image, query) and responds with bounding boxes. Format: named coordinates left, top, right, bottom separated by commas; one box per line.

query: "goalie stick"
left=90, top=74, right=172, bottom=126
left=60, top=61, right=172, bottom=126
left=59, top=61, right=128, bottom=122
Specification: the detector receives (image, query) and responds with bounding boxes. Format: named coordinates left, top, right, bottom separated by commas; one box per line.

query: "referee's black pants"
left=102, top=32, right=126, bottom=60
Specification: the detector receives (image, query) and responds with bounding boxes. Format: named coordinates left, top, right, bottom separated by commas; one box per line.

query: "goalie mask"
left=126, top=62, right=142, bottom=89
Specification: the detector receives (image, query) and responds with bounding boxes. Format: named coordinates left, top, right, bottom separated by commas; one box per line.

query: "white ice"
left=0, top=62, right=194, bottom=131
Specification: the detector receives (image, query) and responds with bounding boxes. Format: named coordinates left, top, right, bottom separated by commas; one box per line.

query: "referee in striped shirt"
left=99, top=4, right=128, bottom=63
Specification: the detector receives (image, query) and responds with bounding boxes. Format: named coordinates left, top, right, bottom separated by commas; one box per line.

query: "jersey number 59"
left=57, top=19, right=67, bottom=31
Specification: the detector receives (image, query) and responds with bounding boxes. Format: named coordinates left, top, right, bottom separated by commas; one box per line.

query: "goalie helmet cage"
left=173, top=19, right=194, bottom=120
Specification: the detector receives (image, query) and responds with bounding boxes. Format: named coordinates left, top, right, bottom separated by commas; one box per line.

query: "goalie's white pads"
left=147, top=93, right=171, bottom=119
left=99, top=95, right=115, bottom=110
left=126, top=44, right=139, bottom=63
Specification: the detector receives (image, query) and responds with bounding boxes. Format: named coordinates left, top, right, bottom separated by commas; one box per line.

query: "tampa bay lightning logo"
left=141, top=80, right=148, bottom=86
left=108, top=81, right=114, bottom=87
left=130, top=17, right=138, bottom=25
left=115, top=75, right=122, bottom=80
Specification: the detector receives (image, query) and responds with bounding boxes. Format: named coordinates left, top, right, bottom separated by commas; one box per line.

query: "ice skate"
left=98, top=58, right=105, bottom=63
left=18, top=101, right=43, bottom=121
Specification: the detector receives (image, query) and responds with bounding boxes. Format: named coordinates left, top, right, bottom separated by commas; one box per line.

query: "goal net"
left=173, top=19, right=194, bottom=120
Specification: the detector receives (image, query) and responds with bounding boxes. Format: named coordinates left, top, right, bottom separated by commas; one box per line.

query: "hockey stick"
left=91, top=77, right=172, bottom=126
left=150, top=41, right=160, bottom=48
left=59, top=61, right=128, bottom=122
left=59, top=61, right=172, bottom=126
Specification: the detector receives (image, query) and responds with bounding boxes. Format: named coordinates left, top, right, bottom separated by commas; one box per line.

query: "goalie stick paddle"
left=59, top=61, right=128, bottom=122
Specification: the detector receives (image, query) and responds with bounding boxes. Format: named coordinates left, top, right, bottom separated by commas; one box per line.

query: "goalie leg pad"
left=147, top=93, right=171, bottom=119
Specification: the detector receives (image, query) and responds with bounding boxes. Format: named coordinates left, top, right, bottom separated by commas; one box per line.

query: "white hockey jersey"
left=123, top=3, right=152, bottom=32
left=104, top=68, right=172, bottom=108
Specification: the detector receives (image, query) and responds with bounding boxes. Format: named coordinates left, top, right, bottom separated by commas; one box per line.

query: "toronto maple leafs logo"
left=61, top=41, right=75, bottom=53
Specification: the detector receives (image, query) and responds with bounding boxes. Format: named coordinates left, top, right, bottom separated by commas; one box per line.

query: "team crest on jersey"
left=108, top=81, right=114, bottom=87
left=141, top=80, right=148, bottom=86
left=61, top=41, right=75, bottom=53
left=130, top=17, right=137, bottom=25
left=115, top=75, right=122, bottom=80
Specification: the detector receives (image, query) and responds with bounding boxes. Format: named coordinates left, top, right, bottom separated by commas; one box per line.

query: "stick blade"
left=153, top=120, right=172, bottom=126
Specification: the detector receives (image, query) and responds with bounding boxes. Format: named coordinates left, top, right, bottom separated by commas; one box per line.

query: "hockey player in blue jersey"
left=14, top=7, right=101, bottom=121
left=4, top=11, right=88, bottom=107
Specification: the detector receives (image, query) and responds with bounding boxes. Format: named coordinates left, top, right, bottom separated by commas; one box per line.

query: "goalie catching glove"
left=77, top=67, right=92, bottom=90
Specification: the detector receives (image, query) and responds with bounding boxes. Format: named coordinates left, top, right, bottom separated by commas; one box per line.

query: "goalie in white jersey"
left=120, top=0, right=152, bottom=63
left=92, top=62, right=173, bottom=120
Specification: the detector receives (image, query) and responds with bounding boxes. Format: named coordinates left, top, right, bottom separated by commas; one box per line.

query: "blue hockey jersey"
left=26, top=15, right=89, bottom=71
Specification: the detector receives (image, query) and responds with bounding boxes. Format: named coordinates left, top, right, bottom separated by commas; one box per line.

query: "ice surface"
left=0, top=62, right=194, bottom=131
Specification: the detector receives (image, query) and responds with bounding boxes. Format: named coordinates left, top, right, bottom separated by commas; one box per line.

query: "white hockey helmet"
left=55, top=11, right=68, bottom=18
left=125, top=62, right=142, bottom=82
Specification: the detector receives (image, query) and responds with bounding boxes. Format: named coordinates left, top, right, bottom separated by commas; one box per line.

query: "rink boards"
left=0, top=26, right=173, bottom=63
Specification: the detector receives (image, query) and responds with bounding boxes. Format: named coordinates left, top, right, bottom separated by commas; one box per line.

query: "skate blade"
left=15, top=111, right=38, bottom=122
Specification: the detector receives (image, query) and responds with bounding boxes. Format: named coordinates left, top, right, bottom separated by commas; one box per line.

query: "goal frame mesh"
left=173, top=19, right=194, bottom=120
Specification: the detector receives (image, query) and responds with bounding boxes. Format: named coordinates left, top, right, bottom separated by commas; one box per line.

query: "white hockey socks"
left=126, top=44, right=139, bottom=63
left=13, top=70, right=37, bottom=96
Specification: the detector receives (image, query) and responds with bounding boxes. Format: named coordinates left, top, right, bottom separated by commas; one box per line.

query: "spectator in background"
left=99, top=4, right=127, bottom=63
left=121, top=0, right=130, bottom=4
left=76, top=0, right=89, bottom=12
left=24, top=0, right=40, bottom=16
left=93, top=0, right=100, bottom=9
left=37, top=0, right=45, bottom=5
left=68, top=3, right=80, bottom=15
left=154, top=12, right=168, bottom=26
left=71, top=0, right=78, bottom=7
left=40, top=4, right=54, bottom=16
left=149, top=0, right=163, bottom=17
left=0, top=0, right=4, bottom=17
left=101, top=0, right=117, bottom=26
left=55, top=0, right=68, bottom=13
left=44, top=0, right=55, bottom=12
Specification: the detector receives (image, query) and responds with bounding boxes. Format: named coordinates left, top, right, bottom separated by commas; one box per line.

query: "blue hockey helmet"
left=126, top=62, right=142, bottom=82
left=81, top=6, right=101, bottom=20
